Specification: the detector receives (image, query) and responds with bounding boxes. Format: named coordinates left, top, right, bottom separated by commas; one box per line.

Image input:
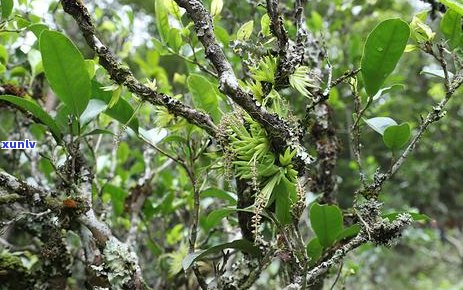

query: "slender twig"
left=330, top=263, right=344, bottom=290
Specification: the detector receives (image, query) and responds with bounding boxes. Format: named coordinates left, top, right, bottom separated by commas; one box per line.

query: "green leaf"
left=167, top=28, right=183, bottom=52
left=441, top=9, right=462, bottom=49
left=309, top=203, right=344, bottom=248
left=103, top=184, right=127, bottom=215
left=155, top=0, right=170, bottom=43
left=211, top=0, right=223, bottom=17
left=182, top=239, right=261, bottom=270
left=0, top=95, right=61, bottom=142
left=80, top=129, right=114, bottom=138
left=205, top=207, right=235, bottom=229
left=306, top=238, right=323, bottom=266
left=237, top=20, right=254, bottom=40
left=364, top=117, right=397, bottom=135
left=80, top=99, right=108, bottom=125
left=273, top=177, right=296, bottom=225
left=28, top=23, right=48, bottom=38
left=0, top=44, right=8, bottom=64
left=261, top=14, right=271, bottom=36
left=92, top=81, right=139, bottom=133
left=336, top=224, right=361, bottom=241
left=410, top=16, right=435, bottom=42
left=420, top=67, right=454, bottom=79
left=1, top=0, right=13, bottom=19
left=40, top=30, right=91, bottom=117
left=187, top=74, right=221, bottom=122
left=383, top=123, right=411, bottom=150
left=201, top=188, right=237, bottom=204
left=275, top=184, right=291, bottom=225
left=289, top=66, right=316, bottom=97
left=308, top=11, right=323, bottom=32
left=372, top=84, right=405, bottom=101
left=84, top=59, right=96, bottom=79
left=361, top=19, right=410, bottom=96
left=383, top=212, right=431, bottom=222
left=440, top=0, right=463, bottom=16
left=139, top=128, right=168, bottom=145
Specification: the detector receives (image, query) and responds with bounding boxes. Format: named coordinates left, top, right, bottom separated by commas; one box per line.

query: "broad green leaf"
left=364, top=117, right=397, bottom=135
left=306, top=238, right=323, bottom=266
left=28, top=23, right=48, bottom=38
left=139, top=128, right=168, bottom=145
left=27, top=49, right=42, bottom=77
left=80, top=99, right=108, bottom=125
left=336, top=224, right=361, bottom=241
left=383, top=123, right=411, bottom=150
left=372, top=84, right=405, bottom=101
left=308, top=11, right=323, bottom=32
left=182, top=239, right=261, bottom=270
left=0, top=44, right=8, bottom=64
left=310, top=203, right=344, bottom=248
left=361, top=19, right=410, bottom=96
left=211, top=0, right=223, bottom=17
left=237, top=20, right=254, bottom=40
left=54, top=104, right=78, bottom=135
left=261, top=14, right=271, bottom=36
left=273, top=177, right=297, bottom=225
left=84, top=59, right=96, bottom=79
left=40, top=30, right=91, bottom=117
left=162, top=135, right=188, bottom=144
left=155, top=0, right=170, bottom=43
left=205, top=206, right=271, bottom=230
left=440, top=0, right=463, bottom=16
left=404, top=44, right=418, bottom=52
left=383, top=212, right=431, bottom=222
left=167, top=28, right=182, bottom=52
left=1, top=0, right=13, bottom=19
left=92, top=81, right=139, bottom=133
left=205, top=208, right=235, bottom=229
left=103, top=184, right=127, bottom=215
left=187, top=74, right=221, bottom=122
left=441, top=9, right=462, bottom=49
left=201, top=188, right=237, bottom=204
left=0, top=95, right=61, bottom=142
left=80, top=129, right=114, bottom=138
left=420, top=67, right=454, bottom=79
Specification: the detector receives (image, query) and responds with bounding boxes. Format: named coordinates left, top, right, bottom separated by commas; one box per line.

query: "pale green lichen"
left=102, top=237, right=139, bottom=288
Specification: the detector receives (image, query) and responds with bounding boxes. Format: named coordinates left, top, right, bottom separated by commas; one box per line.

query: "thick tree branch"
left=59, top=0, right=217, bottom=136
left=0, top=170, right=149, bottom=289
left=173, top=0, right=310, bottom=164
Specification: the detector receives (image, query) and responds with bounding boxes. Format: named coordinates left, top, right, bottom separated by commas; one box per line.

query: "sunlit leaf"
left=237, top=20, right=254, bottom=40
left=364, top=117, right=397, bottom=135
left=440, top=0, right=463, bottom=16
left=1, top=0, right=13, bottom=19
left=40, top=30, right=91, bottom=117
left=187, top=74, right=221, bottom=122
left=361, top=19, right=410, bottom=96
left=441, top=9, right=462, bottom=49
left=310, top=203, right=344, bottom=248
left=306, top=237, right=323, bottom=266
left=383, top=123, right=411, bottom=150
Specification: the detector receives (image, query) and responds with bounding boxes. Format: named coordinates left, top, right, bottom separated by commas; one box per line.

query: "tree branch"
left=173, top=0, right=310, bottom=165
left=59, top=0, right=217, bottom=136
